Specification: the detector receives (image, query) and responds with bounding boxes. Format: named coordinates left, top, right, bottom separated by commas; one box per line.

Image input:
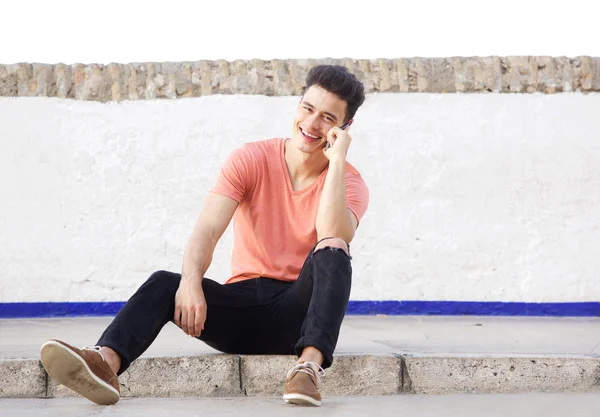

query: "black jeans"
left=97, top=241, right=352, bottom=374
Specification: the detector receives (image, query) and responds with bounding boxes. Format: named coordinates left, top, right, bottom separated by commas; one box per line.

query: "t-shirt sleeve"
left=210, top=146, right=256, bottom=203
left=346, top=172, right=369, bottom=226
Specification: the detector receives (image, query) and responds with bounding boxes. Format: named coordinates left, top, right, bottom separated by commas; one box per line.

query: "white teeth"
left=300, top=127, right=320, bottom=139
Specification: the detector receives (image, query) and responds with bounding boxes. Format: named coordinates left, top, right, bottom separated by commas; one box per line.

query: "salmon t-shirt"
left=211, top=138, right=369, bottom=284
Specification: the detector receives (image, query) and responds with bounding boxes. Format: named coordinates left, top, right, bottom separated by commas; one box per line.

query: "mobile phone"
left=325, top=121, right=352, bottom=150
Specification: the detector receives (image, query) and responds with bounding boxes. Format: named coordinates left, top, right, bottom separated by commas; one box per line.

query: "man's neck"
left=284, top=140, right=329, bottom=186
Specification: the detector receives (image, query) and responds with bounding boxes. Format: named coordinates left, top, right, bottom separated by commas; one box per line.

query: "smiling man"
left=40, top=65, right=369, bottom=407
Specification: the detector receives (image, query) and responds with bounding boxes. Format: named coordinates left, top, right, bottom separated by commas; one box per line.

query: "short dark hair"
left=303, top=65, right=365, bottom=124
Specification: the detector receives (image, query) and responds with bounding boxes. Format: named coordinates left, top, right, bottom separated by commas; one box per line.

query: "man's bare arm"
left=175, top=193, right=238, bottom=337
left=182, top=193, right=239, bottom=282
left=315, top=126, right=358, bottom=244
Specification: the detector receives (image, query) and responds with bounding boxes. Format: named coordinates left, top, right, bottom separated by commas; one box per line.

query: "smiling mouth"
left=299, top=127, right=322, bottom=142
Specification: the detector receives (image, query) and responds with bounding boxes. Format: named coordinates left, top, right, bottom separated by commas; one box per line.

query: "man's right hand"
left=176, top=192, right=238, bottom=338
left=174, top=277, right=207, bottom=337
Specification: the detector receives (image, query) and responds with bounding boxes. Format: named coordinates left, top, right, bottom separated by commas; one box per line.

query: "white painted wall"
left=0, top=93, right=599, bottom=303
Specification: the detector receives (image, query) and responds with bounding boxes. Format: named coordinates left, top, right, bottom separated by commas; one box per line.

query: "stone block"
left=248, top=59, right=264, bottom=95
left=48, top=355, right=241, bottom=398
left=159, top=62, right=180, bottom=99
left=31, top=64, right=54, bottom=96
left=107, top=63, right=130, bottom=101
left=240, top=354, right=401, bottom=396
left=552, top=56, right=570, bottom=92
left=16, top=63, right=32, bottom=96
left=126, top=63, right=142, bottom=100
left=405, top=58, right=420, bottom=92
left=467, top=58, right=485, bottom=92
left=288, top=59, right=306, bottom=95
left=0, top=64, right=18, bottom=96
left=0, top=359, right=46, bottom=398
left=81, top=64, right=111, bottom=101
left=506, top=56, right=537, bottom=93
left=395, top=59, right=410, bottom=93
left=535, top=56, right=558, bottom=93
left=404, top=356, right=600, bottom=394
left=357, top=59, right=374, bottom=93
left=272, top=59, right=293, bottom=96
left=262, top=61, right=275, bottom=97
left=54, top=64, right=72, bottom=98
left=430, top=58, right=455, bottom=93
left=592, top=57, right=600, bottom=91
left=231, top=60, right=250, bottom=94
left=323, top=355, right=401, bottom=396
left=375, top=59, right=393, bottom=92
left=72, top=64, right=86, bottom=99
left=214, top=60, right=232, bottom=95
left=144, top=63, right=159, bottom=99
left=415, top=58, right=431, bottom=92
left=453, top=57, right=487, bottom=92
left=580, top=56, right=593, bottom=91
left=480, top=56, right=502, bottom=93
left=175, top=63, right=193, bottom=97
left=568, top=57, right=581, bottom=91
left=122, top=355, right=241, bottom=397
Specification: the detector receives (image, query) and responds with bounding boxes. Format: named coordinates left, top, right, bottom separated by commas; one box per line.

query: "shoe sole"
left=40, top=340, right=119, bottom=405
left=283, top=393, right=321, bottom=406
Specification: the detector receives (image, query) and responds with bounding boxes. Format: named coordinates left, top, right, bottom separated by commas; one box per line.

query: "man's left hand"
left=323, top=126, right=352, bottom=161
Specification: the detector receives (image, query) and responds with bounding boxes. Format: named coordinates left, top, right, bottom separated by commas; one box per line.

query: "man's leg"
left=280, top=237, right=352, bottom=406
left=40, top=270, right=181, bottom=405
left=40, top=270, right=262, bottom=404
left=294, top=237, right=352, bottom=368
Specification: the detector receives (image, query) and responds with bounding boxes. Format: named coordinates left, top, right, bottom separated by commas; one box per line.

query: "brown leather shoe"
left=40, top=339, right=120, bottom=405
left=283, top=361, right=325, bottom=406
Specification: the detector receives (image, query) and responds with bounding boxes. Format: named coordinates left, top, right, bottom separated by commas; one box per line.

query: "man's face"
left=291, top=85, right=348, bottom=154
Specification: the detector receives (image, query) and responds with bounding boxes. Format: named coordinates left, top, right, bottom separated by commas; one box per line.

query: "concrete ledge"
left=0, top=359, right=46, bottom=398
left=3, top=354, right=600, bottom=398
left=404, top=356, right=600, bottom=394
left=240, top=354, right=401, bottom=396
left=48, top=355, right=242, bottom=398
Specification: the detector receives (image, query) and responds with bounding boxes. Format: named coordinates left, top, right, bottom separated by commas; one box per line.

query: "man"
left=40, top=64, right=369, bottom=407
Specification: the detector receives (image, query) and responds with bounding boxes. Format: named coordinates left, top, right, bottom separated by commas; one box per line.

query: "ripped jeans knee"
left=313, top=237, right=351, bottom=259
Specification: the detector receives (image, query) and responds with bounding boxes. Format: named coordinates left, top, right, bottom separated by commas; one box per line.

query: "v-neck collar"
left=280, top=138, right=329, bottom=196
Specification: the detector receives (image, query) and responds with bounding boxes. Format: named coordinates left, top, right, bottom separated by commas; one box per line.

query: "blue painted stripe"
left=345, top=301, right=600, bottom=316
left=0, top=302, right=126, bottom=318
left=1, top=301, right=599, bottom=318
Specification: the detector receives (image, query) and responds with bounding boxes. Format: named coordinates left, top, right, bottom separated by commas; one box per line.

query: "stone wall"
left=1, top=57, right=599, bottom=101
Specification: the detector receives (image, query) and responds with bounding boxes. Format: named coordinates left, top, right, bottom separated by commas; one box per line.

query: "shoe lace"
left=83, top=345, right=105, bottom=362
left=286, top=361, right=326, bottom=381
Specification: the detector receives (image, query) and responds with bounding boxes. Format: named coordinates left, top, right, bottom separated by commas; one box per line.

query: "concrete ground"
left=1, top=315, right=599, bottom=398
left=2, top=394, right=600, bottom=417
left=2, top=315, right=600, bottom=359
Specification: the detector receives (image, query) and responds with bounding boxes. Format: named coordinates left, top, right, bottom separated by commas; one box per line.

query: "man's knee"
left=314, top=237, right=350, bottom=257
left=146, top=270, right=181, bottom=292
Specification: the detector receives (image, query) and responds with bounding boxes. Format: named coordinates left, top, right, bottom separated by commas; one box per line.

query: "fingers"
left=327, top=126, right=341, bottom=140
left=186, top=309, right=195, bottom=337
left=178, top=307, right=199, bottom=337
left=193, top=306, right=205, bottom=337
left=324, top=127, right=351, bottom=154
left=180, top=309, right=188, bottom=334
left=325, top=128, right=338, bottom=150
left=174, top=304, right=181, bottom=327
